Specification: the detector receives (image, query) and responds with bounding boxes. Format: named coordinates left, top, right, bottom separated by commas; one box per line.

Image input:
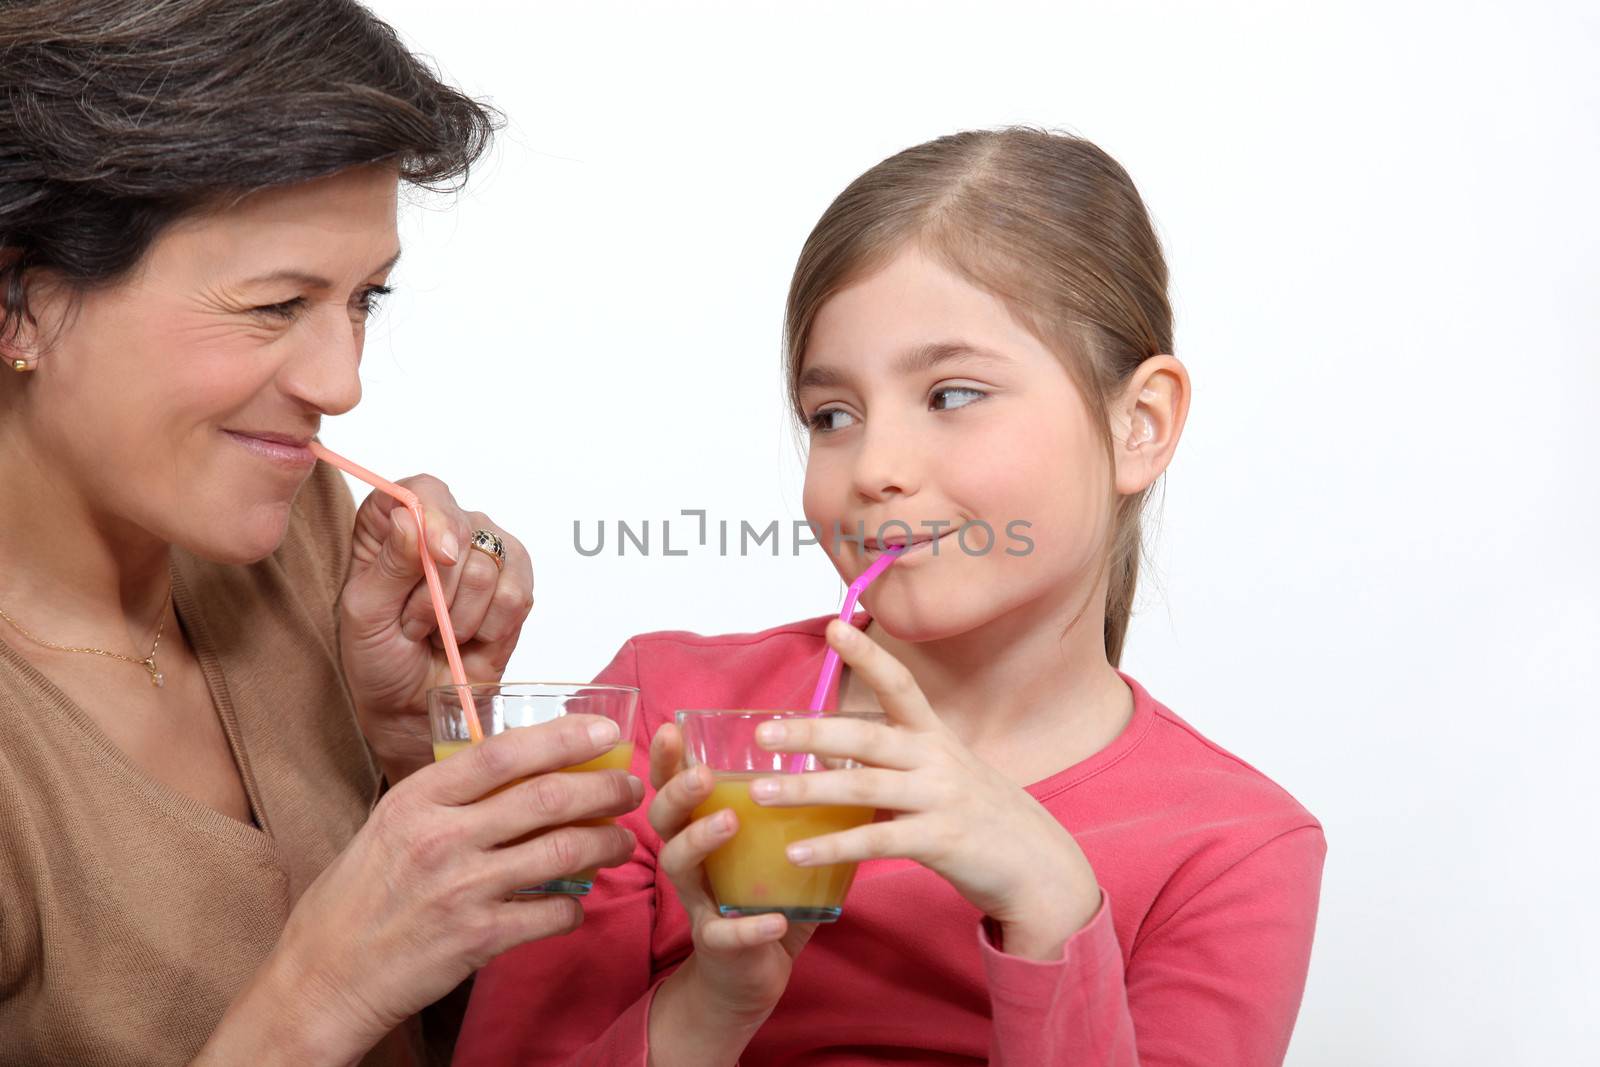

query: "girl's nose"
left=851, top=419, right=921, bottom=502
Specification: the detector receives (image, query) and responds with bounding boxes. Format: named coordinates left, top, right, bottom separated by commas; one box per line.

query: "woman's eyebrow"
left=239, top=248, right=403, bottom=290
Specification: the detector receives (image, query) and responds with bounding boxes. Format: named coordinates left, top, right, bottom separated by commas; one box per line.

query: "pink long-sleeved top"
left=454, top=614, right=1325, bottom=1066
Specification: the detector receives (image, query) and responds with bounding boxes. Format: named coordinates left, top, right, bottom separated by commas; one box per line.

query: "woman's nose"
left=279, top=312, right=364, bottom=416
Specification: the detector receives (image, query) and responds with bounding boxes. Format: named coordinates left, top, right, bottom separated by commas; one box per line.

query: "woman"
left=0, top=3, right=641, bottom=1065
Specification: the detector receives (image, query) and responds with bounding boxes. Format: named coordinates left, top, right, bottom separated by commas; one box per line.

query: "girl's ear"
left=1112, top=355, right=1190, bottom=496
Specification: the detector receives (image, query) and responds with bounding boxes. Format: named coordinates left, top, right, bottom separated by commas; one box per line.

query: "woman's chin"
left=177, top=503, right=295, bottom=566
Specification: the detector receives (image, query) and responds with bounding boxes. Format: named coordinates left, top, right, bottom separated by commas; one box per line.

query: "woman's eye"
left=355, top=284, right=393, bottom=318
left=931, top=386, right=987, bottom=411
left=251, top=297, right=306, bottom=320
left=807, top=407, right=858, bottom=433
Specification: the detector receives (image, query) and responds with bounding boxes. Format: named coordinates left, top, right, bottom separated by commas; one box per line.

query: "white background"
left=348, top=3, right=1599, bottom=1063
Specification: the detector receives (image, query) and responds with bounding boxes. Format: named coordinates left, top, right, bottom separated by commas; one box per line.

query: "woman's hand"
left=198, top=714, right=641, bottom=1067
left=751, top=619, right=1102, bottom=961
left=644, top=723, right=818, bottom=1067
left=337, top=475, right=534, bottom=782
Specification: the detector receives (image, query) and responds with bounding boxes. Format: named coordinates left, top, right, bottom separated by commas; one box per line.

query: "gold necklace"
left=0, top=590, right=174, bottom=688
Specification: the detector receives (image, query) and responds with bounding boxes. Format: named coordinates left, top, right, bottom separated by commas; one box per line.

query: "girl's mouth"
left=861, top=529, right=955, bottom=558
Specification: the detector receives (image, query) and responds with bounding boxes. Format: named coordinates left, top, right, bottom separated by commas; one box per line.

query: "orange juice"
left=691, top=773, right=874, bottom=921
left=432, top=739, right=635, bottom=892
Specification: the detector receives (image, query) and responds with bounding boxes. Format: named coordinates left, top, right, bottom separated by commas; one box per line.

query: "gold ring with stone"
left=467, top=529, right=506, bottom=571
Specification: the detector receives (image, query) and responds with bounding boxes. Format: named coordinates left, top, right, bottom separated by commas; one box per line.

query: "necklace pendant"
left=144, top=658, right=164, bottom=688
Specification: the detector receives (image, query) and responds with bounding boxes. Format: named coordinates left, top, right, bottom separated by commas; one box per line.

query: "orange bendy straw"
left=309, top=440, right=484, bottom=743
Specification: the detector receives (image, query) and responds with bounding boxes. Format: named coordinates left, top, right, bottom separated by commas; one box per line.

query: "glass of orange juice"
left=676, top=709, right=885, bottom=922
left=427, top=681, right=639, bottom=896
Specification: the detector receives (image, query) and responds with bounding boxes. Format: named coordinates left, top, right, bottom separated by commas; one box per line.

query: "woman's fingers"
left=488, top=822, right=637, bottom=899
left=437, top=514, right=518, bottom=642
left=395, top=474, right=470, bottom=567
left=467, top=768, right=643, bottom=847
left=465, top=523, right=534, bottom=645
left=749, top=766, right=922, bottom=812
left=344, top=504, right=453, bottom=643
left=479, top=894, right=587, bottom=962
left=824, top=619, right=942, bottom=731
left=422, top=714, right=622, bottom=804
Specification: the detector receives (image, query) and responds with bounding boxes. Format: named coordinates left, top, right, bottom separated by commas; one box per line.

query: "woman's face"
left=10, top=165, right=400, bottom=564
left=798, top=245, right=1117, bottom=644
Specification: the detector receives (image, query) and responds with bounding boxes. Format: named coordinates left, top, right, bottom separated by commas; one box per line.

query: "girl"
left=455, top=128, right=1324, bottom=1065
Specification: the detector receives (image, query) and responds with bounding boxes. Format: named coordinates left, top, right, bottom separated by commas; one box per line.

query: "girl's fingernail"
left=759, top=916, right=784, bottom=937
left=750, top=778, right=779, bottom=801
left=589, top=719, right=621, bottom=746
left=833, top=620, right=856, bottom=643
left=755, top=722, right=785, bottom=745
left=401, top=619, right=430, bottom=642
left=715, top=810, right=736, bottom=833
left=786, top=843, right=812, bottom=864
left=440, top=529, right=461, bottom=563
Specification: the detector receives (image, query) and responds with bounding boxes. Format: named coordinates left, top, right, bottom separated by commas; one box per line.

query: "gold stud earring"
left=11, top=359, right=32, bottom=373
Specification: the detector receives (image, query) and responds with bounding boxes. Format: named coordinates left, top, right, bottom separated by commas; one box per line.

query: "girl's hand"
left=751, top=619, right=1102, bottom=961
left=199, top=715, right=641, bottom=1066
left=643, top=723, right=818, bottom=1067
left=337, top=475, right=534, bottom=782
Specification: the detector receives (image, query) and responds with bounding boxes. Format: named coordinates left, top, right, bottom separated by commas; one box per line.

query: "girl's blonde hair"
left=784, top=128, right=1172, bottom=666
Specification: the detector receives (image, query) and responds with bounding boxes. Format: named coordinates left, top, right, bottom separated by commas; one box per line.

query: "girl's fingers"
left=824, top=619, right=942, bottom=732
left=784, top=817, right=912, bottom=869
left=748, top=766, right=923, bottom=812
left=754, top=715, right=920, bottom=770
left=696, top=912, right=789, bottom=952
left=647, top=762, right=713, bottom=840
left=657, top=805, right=737, bottom=893
left=467, top=768, right=643, bottom=847
left=648, top=723, right=685, bottom=792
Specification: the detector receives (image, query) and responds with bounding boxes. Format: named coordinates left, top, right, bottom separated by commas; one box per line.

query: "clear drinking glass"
left=428, top=681, right=639, bottom=895
left=676, top=709, right=885, bottom=922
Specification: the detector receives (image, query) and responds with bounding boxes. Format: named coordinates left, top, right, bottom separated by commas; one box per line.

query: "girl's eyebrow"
left=895, top=340, right=1014, bottom=375
left=798, top=341, right=1014, bottom=392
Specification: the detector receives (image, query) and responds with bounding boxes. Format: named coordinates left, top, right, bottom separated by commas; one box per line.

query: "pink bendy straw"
left=807, top=544, right=906, bottom=712
left=309, top=441, right=484, bottom=743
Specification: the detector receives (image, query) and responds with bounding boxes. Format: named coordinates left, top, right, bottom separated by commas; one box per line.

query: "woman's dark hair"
left=0, top=0, right=501, bottom=341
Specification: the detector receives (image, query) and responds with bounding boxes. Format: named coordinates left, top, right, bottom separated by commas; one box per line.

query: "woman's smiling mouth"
left=223, top=429, right=317, bottom=468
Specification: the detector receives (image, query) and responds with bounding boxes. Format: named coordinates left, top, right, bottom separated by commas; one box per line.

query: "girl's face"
left=799, top=245, right=1118, bottom=644
left=5, top=165, right=399, bottom=564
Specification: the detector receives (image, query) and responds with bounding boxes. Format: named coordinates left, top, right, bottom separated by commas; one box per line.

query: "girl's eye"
left=807, top=407, right=858, bottom=433
left=355, top=284, right=393, bottom=318
left=251, top=297, right=306, bottom=320
left=931, top=385, right=987, bottom=411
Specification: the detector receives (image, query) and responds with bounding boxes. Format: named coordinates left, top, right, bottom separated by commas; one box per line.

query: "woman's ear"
left=0, top=259, right=64, bottom=374
left=1112, top=354, right=1191, bottom=495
